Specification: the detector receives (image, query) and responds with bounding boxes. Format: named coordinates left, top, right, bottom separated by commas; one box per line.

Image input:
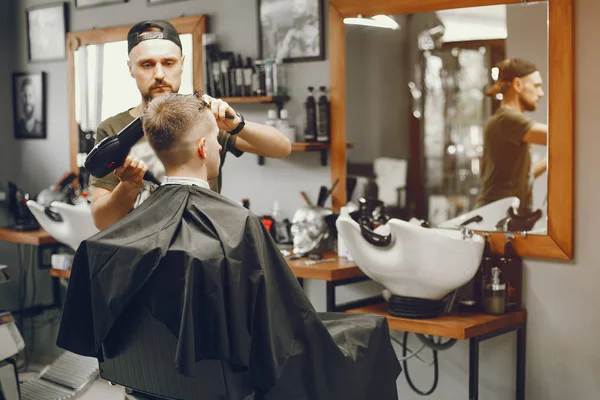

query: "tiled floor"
left=78, top=378, right=125, bottom=400
left=20, top=372, right=124, bottom=400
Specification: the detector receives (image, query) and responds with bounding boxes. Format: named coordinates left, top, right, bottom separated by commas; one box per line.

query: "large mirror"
left=66, top=15, right=206, bottom=178
left=329, top=0, right=574, bottom=260
left=345, top=3, right=548, bottom=235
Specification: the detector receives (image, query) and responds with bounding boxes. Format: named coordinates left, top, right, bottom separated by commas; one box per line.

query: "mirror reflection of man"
left=16, top=78, right=43, bottom=138
left=89, top=20, right=291, bottom=231
left=477, top=58, right=547, bottom=213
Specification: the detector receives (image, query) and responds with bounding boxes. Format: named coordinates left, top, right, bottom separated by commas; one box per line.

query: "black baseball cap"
left=486, top=58, right=539, bottom=96
left=127, top=20, right=182, bottom=54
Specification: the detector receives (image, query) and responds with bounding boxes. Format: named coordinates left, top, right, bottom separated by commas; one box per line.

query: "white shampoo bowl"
left=437, top=197, right=520, bottom=231
left=27, top=200, right=99, bottom=251
left=336, top=215, right=485, bottom=300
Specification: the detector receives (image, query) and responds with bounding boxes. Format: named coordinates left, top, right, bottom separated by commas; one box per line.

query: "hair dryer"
left=84, top=117, right=160, bottom=185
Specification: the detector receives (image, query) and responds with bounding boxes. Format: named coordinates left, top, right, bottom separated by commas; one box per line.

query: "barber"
left=477, top=58, right=547, bottom=213
left=89, top=20, right=292, bottom=230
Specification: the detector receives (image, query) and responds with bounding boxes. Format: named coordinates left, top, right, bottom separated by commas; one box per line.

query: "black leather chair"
left=98, top=296, right=255, bottom=400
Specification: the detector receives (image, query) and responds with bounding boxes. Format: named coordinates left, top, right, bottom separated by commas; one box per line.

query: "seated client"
left=56, top=92, right=401, bottom=400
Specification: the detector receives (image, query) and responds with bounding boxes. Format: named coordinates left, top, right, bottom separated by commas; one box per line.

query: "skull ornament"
left=290, top=206, right=333, bottom=255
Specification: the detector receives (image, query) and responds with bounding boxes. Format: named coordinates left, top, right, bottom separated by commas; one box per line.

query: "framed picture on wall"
left=257, top=0, right=325, bottom=63
left=12, top=72, right=47, bottom=140
left=75, top=0, right=127, bottom=8
left=148, top=0, right=187, bottom=4
left=26, top=3, right=68, bottom=62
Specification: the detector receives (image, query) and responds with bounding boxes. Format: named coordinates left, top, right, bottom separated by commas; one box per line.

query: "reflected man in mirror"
left=477, top=58, right=547, bottom=213
left=17, top=78, right=43, bottom=138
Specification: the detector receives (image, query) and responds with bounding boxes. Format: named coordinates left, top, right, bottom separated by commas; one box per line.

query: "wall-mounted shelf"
left=259, top=141, right=355, bottom=166
left=222, top=96, right=290, bottom=107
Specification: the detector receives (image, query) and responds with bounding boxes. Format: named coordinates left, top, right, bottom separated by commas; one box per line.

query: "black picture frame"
left=25, top=3, right=68, bottom=63
left=12, top=72, right=47, bottom=140
left=257, top=0, right=325, bottom=63
left=147, top=0, right=188, bottom=5
left=75, top=0, right=127, bottom=8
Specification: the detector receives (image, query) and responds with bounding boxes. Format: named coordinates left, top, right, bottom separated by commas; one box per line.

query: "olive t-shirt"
left=88, top=109, right=243, bottom=204
left=477, top=107, right=534, bottom=210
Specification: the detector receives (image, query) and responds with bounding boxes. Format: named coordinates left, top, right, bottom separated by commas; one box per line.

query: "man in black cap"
left=477, top=58, right=548, bottom=212
left=89, top=20, right=292, bottom=230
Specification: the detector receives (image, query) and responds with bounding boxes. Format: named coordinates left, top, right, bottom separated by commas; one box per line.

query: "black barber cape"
left=56, top=184, right=401, bottom=399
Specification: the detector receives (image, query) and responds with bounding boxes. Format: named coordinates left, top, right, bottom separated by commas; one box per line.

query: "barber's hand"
left=114, top=155, right=147, bottom=190
left=202, top=94, right=241, bottom=132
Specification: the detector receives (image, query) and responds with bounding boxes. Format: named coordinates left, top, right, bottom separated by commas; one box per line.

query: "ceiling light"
left=343, top=14, right=400, bottom=30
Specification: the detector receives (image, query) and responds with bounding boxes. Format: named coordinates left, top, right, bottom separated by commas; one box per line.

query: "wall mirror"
left=328, top=0, right=573, bottom=260
left=66, top=15, right=206, bottom=180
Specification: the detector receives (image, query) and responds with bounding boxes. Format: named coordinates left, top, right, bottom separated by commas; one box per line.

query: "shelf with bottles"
left=254, top=141, right=355, bottom=167
left=294, top=141, right=355, bottom=166
left=291, top=142, right=355, bottom=151
left=222, top=96, right=290, bottom=105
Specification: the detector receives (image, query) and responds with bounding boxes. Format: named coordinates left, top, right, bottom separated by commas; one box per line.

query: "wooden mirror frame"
left=329, top=0, right=574, bottom=260
left=66, top=15, right=207, bottom=181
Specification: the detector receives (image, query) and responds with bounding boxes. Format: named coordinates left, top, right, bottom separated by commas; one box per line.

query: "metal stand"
left=468, top=322, right=527, bottom=400
left=324, top=276, right=384, bottom=312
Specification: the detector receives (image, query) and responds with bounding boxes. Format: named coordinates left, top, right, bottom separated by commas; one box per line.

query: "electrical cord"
left=415, top=334, right=457, bottom=351
left=402, top=331, right=439, bottom=396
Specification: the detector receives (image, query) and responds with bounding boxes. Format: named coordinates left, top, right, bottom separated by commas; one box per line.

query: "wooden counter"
left=50, top=252, right=364, bottom=282
left=286, top=252, right=365, bottom=281
left=346, top=303, right=527, bottom=340
left=0, top=227, right=58, bottom=246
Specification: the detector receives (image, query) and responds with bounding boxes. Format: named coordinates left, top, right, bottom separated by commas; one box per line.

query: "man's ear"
left=127, top=59, right=134, bottom=79
left=181, top=54, right=185, bottom=70
left=197, top=138, right=207, bottom=159
left=512, top=77, right=523, bottom=93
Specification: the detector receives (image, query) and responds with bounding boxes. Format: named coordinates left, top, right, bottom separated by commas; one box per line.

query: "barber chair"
left=98, top=287, right=255, bottom=399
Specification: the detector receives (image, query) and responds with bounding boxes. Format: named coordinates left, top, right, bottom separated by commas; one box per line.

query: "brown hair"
left=142, top=92, right=210, bottom=165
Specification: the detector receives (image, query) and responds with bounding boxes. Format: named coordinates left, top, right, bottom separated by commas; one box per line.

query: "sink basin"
left=437, top=197, right=520, bottom=231
left=336, top=215, right=485, bottom=301
left=26, top=200, right=99, bottom=251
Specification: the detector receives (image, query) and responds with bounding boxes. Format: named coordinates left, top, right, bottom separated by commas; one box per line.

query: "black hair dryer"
left=84, top=117, right=160, bottom=185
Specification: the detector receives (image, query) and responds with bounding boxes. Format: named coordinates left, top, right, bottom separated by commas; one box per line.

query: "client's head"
left=142, top=92, right=222, bottom=180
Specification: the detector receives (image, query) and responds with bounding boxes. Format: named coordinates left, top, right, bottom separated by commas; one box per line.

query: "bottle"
left=256, top=61, right=267, bottom=97
left=229, top=54, right=238, bottom=97
left=316, top=86, right=330, bottom=142
left=219, top=52, right=232, bottom=97
left=244, top=57, right=254, bottom=97
left=266, top=109, right=279, bottom=129
left=264, top=59, right=275, bottom=97
left=235, top=54, right=244, bottom=97
left=202, top=33, right=218, bottom=95
left=484, top=267, right=506, bottom=315
left=271, top=201, right=290, bottom=243
left=273, top=61, right=289, bottom=96
left=277, top=109, right=297, bottom=143
left=304, top=86, right=317, bottom=142
left=211, top=54, right=222, bottom=98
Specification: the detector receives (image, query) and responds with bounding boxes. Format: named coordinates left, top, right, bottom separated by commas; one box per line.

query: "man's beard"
left=520, top=98, right=537, bottom=112
left=142, top=83, right=177, bottom=101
